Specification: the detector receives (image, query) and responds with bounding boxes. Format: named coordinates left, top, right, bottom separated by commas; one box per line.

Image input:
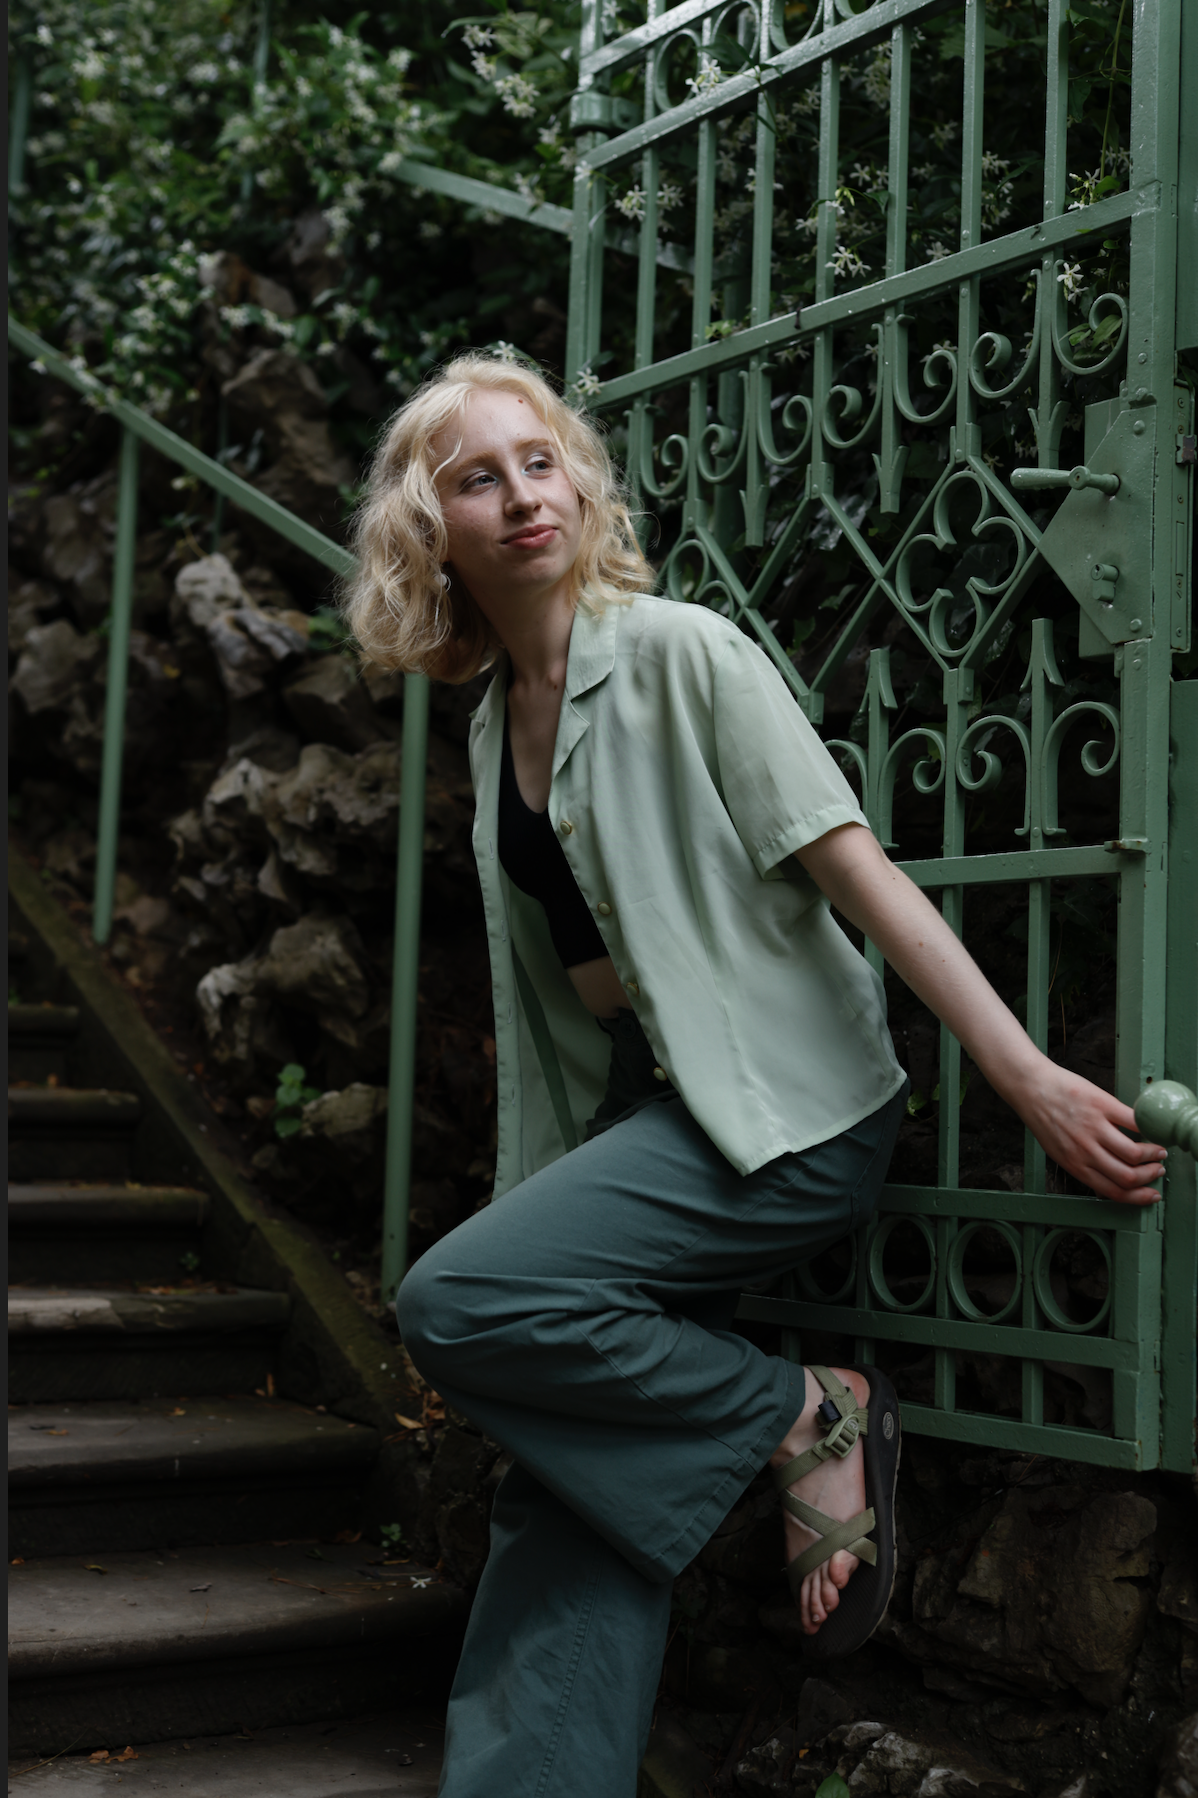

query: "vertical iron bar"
left=93, top=428, right=140, bottom=946
left=210, top=395, right=229, bottom=552
left=1034, top=0, right=1068, bottom=469
left=9, top=53, right=31, bottom=196
left=240, top=0, right=271, bottom=205
left=381, top=672, right=430, bottom=1305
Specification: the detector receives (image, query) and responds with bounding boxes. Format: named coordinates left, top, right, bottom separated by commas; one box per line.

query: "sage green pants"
left=398, top=1084, right=906, bottom=1798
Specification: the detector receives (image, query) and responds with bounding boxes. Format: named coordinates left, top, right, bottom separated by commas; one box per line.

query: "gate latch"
left=1011, top=464, right=1121, bottom=496
left=1009, top=407, right=1154, bottom=649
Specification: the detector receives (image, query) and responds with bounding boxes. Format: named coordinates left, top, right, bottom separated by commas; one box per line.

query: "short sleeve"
left=713, top=631, right=871, bottom=878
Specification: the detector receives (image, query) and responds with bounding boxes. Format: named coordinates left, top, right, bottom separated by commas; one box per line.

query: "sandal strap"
left=771, top=1366, right=869, bottom=1496
left=784, top=1496, right=878, bottom=1582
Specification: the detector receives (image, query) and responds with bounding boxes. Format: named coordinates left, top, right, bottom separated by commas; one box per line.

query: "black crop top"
left=498, top=710, right=607, bottom=969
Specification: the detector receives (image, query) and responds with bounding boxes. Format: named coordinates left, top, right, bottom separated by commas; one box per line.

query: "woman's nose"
left=506, top=480, right=541, bottom=512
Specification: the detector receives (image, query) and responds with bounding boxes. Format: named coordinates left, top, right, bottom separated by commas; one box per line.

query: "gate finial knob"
left=1134, top=1081, right=1198, bottom=1157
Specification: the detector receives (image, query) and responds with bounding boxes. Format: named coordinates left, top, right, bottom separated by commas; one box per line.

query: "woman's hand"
left=1002, top=1059, right=1165, bottom=1205
left=794, top=824, right=1168, bottom=1204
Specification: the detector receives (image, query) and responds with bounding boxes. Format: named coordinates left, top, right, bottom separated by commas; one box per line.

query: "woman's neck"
left=485, top=581, right=576, bottom=696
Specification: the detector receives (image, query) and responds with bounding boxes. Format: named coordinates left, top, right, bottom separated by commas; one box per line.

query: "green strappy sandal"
left=771, top=1364, right=901, bottom=1660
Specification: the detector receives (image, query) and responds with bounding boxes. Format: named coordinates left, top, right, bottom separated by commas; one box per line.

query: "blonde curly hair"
left=344, top=354, right=654, bottom=684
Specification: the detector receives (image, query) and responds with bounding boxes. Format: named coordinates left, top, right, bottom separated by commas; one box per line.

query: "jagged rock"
left=896, top=1484, right=1156, bottom=1707
left=8, top=575, right=61, bottom=655
left=735, top=1726, right=799, bottom=1794
left=821, top=1723, right=1024, bottom=1797
left=171, top=554, right=309, bottom=698
left=795, top=1678, right=854, bottom=1745
left=283, top=655, right=392, bottom=752
left=9, top=619, right=102, bottom=714
left=223, top=347, right=330, bottom=427
left=198, top=250, right=298, bottom=320
left=300, top=1082, right=388, bottom=1146
left=39, top=474, right=116, bottom=626
left=1158, top=1715, right=1198, bottom=1798
left=219, top=348, right=356, bottom=555
left=197, top=912, right=373, bottom=1074
left=282, top=207, right=346, bottom=301
left=174, top=552, right=251, bottom=627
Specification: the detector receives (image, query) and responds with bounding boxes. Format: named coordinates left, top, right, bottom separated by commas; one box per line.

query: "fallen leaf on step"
left=333, top=1529, right=362, bottom=1544
left=85, top=1564, right=109, bottom=1574
left=393, top=1413, right=423, bottom=1430
left=169, top=1408, right=186, bottom=1416
left=113, top=1747, right=139, bottom=1762
left=190, top=1583, right=212, bottom=1592
left=89, top=1751, right=111, bottom=1763
left=10, top=1557, right=25, bottom=1566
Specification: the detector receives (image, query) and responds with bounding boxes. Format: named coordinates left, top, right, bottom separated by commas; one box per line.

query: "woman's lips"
left=504, top=526, right=556, bottom=549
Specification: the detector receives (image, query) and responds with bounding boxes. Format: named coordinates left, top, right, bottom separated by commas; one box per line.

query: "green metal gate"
left=563, top=0, right=1196, bottom=1470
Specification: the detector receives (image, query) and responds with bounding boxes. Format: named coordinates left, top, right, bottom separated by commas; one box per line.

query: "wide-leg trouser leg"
left=399, top=1086, right=907, bottom=1798
left=439, top=1462, right=671, bottom=1798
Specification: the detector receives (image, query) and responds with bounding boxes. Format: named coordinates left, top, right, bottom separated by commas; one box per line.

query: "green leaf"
left=274, top=1115, right=303, bottom=1139
left=814, top=1776, right=852, bottom=1798
left=279, top=1064, right=307, bottom=1084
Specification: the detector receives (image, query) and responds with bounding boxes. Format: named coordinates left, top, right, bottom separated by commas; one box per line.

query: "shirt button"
left=653, top=1066, right=668, bottom=1082
left=559, top=819, right=574, bottom=836
left=626, top=980, right=640, bottom=997
left=597, top=902, right=612, bottom=917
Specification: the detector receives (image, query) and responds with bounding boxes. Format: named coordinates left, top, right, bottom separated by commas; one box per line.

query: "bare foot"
left=770, top=1367, right=869, bottom=1636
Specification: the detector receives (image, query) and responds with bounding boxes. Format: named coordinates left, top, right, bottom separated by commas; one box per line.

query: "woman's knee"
left=395, top=1231, right=485, bottom=1383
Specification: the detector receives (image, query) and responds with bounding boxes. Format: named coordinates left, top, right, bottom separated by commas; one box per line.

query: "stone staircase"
left=7, top=891, right=465, bottom=1767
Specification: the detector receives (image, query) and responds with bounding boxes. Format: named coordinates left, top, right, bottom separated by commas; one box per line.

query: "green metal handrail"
left=7, top=315, right=426, bottom=1300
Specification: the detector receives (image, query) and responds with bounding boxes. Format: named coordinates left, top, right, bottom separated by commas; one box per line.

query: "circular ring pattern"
left=794, top=1237, right=857, bottom=1306
left=1032, top=1228, right=1112, bottom=1334
left=946, top=1221, right=1022, bottom=1324
left=867, top=1213, right=937, bottom=1314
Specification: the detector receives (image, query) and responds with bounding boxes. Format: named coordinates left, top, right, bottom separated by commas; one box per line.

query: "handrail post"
left=93, top=427, right=140, bottom=945
left=381, top=671, right=430, bottom=1308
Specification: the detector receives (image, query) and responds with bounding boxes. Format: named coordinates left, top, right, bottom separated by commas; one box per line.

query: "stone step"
left=7, top=1716, right=446, bottom=1795
left=9, top=1087, right=143, bottom=1181
left=9, top=1287, right=291, bottom=1404
left=8, top=1004, right=81, bottom=1082
left=9, top=1184, right=209, bottom=1285
left=10, top=1396, right=380, bottom=1558
left=9, top=1545, right=468, bottom=1757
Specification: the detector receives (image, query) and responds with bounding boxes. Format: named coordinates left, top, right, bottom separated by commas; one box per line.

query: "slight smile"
left=504, top=525, right=557, bottom=549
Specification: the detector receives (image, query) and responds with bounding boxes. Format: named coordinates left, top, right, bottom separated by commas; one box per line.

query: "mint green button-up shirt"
left=468, top=596, right=906, bottom=1197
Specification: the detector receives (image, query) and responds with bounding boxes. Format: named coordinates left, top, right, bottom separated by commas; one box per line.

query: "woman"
left=347, top=353, right=1165, bottom=1798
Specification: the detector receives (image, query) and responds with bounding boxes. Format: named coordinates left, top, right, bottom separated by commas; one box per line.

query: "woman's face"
left=432, top=388, right=583, bottom=613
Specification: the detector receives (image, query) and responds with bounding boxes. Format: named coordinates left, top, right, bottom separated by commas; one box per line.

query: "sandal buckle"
left=823, top=1412, right=860, bottom=1458
left=816, top=1397, right=842, bottom=1428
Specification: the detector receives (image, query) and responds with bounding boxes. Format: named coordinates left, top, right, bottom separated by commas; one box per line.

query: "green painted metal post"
left=9, top=54, right=31, bottom=196
left=93, top=427, right=140, bottom=945
left=381, top=671, right=430, bottom=1307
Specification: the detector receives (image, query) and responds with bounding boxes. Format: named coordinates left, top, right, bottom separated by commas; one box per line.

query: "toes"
left=828, top=1550, right=859, bottom=1592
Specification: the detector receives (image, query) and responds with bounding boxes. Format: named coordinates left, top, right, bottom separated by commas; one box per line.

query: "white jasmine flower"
left=615, top=184, right=646, bottom=221
left=685, top=54, right=723, bottom=98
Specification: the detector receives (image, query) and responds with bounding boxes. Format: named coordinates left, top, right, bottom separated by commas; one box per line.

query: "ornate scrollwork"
left=956, top=714, right=1032, bottom=835
left=757, top=380, right=812, bottom=467
left=969, top=269, right=1043, bottom=400
left=821, top=324, right=884, bottom=452
left=1040, top=701, right=1120, bottom=837
left=894, top=468, right=1031, bottom=661
left=878, top=727, right=947, bottom=849
left=629, top=400, right=690, bottom=500
left=893, top=315, right=958, bottom=426
left=1049, top=279, right=1128, bottom=379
